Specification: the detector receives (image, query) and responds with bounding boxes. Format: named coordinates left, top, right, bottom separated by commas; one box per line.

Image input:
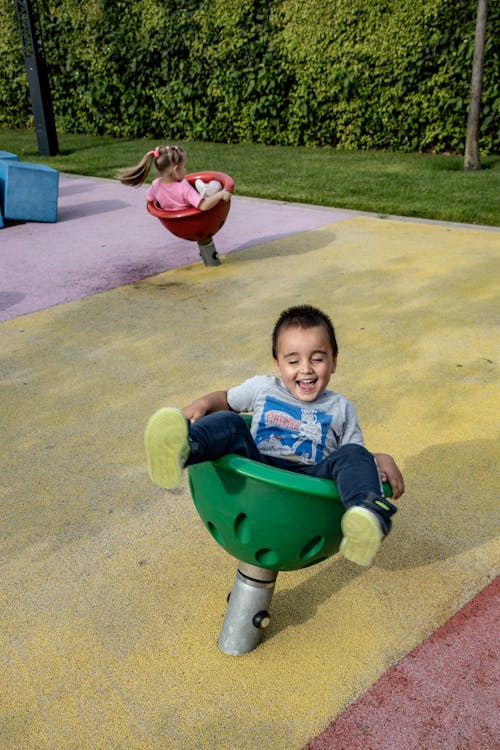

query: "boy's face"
left=274, top=324, right=337, bottom=402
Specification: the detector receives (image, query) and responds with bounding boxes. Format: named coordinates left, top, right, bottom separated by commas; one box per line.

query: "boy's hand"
left=373, top=453, right=405, bottom=499
left=181, top=390, right=230, bottom=423
left=182, top=402, right=207, bottom=423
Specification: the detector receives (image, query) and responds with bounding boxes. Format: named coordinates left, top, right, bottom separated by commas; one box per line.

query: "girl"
left=118, top=145, right=231, bottom=212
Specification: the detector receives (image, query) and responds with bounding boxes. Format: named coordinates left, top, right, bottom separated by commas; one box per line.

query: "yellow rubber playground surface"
left=1, top=181, right=499, bottom=749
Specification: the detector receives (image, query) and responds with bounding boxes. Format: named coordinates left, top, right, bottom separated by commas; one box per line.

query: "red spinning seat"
left=146, top=171, right=234, bottom=243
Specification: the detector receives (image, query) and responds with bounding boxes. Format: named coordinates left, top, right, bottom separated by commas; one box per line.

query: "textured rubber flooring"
left=1, top=175, right=498, bottom=749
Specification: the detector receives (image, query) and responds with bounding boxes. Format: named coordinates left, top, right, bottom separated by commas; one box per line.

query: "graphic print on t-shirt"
left=254, top=396, right=332, bottom=464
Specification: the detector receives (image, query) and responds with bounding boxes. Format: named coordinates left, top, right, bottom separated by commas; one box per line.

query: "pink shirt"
left=146, top=178, right=203, bottom=210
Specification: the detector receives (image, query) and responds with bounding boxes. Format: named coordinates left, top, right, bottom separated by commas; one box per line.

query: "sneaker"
left=194, top=178, right=207, bottom=196
left=195, top=178, right=222, bottom=197
left=340, top=507, right=383, bottom=567
left=144, top=407, right=189, bottom=489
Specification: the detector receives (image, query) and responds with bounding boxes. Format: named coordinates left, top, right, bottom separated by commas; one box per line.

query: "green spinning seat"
left=187, top=415, right=390, bottom=654
left=188, top=455, right=347, bottom=571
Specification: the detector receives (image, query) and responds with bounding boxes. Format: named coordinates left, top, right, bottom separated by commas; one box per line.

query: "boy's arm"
left=373, top=453, right=405, bottom=499
left=182, top=390, right=232, bottom=423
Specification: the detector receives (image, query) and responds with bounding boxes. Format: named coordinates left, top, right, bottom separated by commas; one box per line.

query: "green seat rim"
left=211, top=453, right=342, bottom=499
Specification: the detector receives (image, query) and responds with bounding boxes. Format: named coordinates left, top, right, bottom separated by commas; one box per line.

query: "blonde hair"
left=117, top=145, right=186, bottom=186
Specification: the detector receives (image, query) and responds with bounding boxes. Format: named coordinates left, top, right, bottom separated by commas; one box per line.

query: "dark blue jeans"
left=185, top=411, right=396, bottom=533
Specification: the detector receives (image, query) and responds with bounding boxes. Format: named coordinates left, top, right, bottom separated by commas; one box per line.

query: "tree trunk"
left=464, top=0, right=488, bottom=171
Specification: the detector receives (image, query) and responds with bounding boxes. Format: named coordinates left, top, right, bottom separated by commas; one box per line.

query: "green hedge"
left=1, top=0, right=499, bottom=152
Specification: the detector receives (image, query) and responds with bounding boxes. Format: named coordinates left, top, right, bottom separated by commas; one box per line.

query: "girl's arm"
left=198, top=189, right=231, bottom=211
left=182, top=390, right=232, bottom=423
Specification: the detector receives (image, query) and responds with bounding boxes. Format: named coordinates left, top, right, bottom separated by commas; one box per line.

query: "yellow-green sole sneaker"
left=340, top=507, right=383, bottom=567
left=144, top=407, right=189, bottom=489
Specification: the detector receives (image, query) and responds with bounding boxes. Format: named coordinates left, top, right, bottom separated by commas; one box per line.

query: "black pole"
left=15, top=0, right=59, bottom=156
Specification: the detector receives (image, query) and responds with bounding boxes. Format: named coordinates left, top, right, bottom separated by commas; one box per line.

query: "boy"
left=145, top=305, right=404, bottom=566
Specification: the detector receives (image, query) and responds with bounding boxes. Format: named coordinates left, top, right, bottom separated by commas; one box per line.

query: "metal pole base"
left=218, top=563, right=278, bottom=656
left=198, top=238, right=221, bottom=266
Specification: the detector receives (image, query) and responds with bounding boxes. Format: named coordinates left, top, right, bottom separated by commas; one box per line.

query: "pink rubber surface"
left=305, top=577, right=499, bottom=749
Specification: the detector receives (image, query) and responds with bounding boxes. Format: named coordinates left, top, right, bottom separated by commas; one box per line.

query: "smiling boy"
left=145, top=305, right=404, bottom=566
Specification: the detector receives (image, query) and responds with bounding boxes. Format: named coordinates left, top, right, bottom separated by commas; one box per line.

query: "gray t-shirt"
left=227, top=375, right=364, bottom=465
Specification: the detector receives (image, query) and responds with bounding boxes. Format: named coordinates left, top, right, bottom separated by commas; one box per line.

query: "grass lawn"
left=1, top=128, right=499, bottom=226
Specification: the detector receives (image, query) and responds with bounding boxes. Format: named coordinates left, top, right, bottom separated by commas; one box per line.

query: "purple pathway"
left=0, top=173, right=354, bottom=321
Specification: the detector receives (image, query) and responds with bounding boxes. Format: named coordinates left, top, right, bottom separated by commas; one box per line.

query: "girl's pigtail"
left=116, top=151, right=156, bottom=187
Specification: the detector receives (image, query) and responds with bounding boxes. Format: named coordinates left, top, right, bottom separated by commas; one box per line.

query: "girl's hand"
left=198, top=189, right=231, bottom=211
left=373, top=453, right=405, bottom=499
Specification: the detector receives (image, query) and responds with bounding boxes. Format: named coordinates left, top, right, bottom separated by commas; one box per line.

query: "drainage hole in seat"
left=207, top=521, right=225, bottom=547
left=255, top=548, right=280, bottom=567
left=234, top=512, right=251, bottom=544
left=299, top=535, right=325, bottom=561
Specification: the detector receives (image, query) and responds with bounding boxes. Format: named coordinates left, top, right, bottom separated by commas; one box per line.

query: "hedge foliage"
left=1, top=0, right=499, bottom=152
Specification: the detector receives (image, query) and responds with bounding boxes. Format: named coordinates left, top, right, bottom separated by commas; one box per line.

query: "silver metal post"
left=218, top=562, right=278, bottom=655
left=197, top=238, right=221, bottom=266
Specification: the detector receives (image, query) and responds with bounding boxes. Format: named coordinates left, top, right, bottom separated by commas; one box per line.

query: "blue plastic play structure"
left=0, top=151, right=59, bottom=226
